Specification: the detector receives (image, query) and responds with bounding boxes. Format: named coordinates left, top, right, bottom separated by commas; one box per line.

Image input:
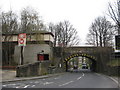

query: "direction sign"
left=18, top=33, right=26, bottom=46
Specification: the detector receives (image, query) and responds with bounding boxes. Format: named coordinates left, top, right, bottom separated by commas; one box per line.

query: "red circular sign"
left=19, top=38, right=24, bottom=44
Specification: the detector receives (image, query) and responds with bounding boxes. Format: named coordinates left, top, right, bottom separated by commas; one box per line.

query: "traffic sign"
left=18, top=33, right=26, bottom=46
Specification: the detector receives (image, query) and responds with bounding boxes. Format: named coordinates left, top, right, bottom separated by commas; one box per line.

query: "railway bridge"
left=53, top=46, right=113, bottom=72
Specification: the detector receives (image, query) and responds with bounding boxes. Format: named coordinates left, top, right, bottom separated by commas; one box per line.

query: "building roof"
left=2, top=31, right=54, bottom=37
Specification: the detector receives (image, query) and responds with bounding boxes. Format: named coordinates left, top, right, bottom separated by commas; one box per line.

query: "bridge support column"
left=65, top=61, right=68, bottom=72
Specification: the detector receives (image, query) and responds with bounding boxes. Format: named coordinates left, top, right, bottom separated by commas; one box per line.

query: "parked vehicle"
left=74, top=65, right=78, bottom=69
left=82, top=63, right=88, bottom=69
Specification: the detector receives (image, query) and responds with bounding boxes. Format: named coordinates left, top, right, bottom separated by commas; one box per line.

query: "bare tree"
left=20, top=7, right=45, bottom=41
left=86, top=16, right=114, bottom=47
left=48, top=21, right=80, bottom=70
left=48, top=20, right=80, bottom=47
left=2, top=10, right=18, bottom=66
left=2, top=11, right=18, bottom=41
left=48, top=22, right=58, bottom=47
left=108, top=0, right=120, bottom=34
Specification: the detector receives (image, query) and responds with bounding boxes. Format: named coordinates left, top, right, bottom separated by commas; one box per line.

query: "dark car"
left=74, top=65, right=78, bottom=69
left=82, top=63, right=88, bottom=69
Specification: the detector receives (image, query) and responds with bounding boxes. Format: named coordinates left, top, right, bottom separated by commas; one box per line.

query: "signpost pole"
left=18, top=33, right=26, bottom=65
left=21, top=46, right=24, bottom=65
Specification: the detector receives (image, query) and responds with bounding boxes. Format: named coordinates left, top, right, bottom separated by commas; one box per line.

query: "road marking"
left=95, top=73, right=101, bottom=76
left=2, top=85, right=7, bottom=87
left=43, top=82, right=54, bottom=85
left=31, top=85, right=35, bottom=87
left=16, top=86, right=22, bottom=88
left=95, top=73, right=120, bottom=86
left=54, top=78, right=59, bottom=80
left=42, top=79, right=46, bottom=80
left=3, top=83, right=18, bottom=86
left=16, top=87, right=20, bottom=88
left=77, top=72, right=84, bottom=80
left=82, top=73, right=85, bottom=76
left=59, top=81, right=73, bottom=86
left=109, top=77, right=119, bottom=85
left=34, top=81, right=39, bottom=83
left=23, top=85, right=30, bottom=88
left=77, top=77, right=82, bottom=80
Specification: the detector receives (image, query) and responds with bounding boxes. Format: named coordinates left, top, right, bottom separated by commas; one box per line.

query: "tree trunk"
left=99, top=36, right=102, bottom=47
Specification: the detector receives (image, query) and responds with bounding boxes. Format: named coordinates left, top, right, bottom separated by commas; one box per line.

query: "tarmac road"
left=2, top=70, right=119, bottom=88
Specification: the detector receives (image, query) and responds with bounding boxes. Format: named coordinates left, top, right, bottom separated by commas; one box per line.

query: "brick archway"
left=64, top=53, right=97, bottom=72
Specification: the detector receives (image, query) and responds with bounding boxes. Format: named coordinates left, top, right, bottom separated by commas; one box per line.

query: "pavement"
left=0, top=69, right=64, bottom=83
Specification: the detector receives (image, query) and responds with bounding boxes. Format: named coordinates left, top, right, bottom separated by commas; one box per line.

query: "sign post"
left=18, top=33, right=26, bottom=65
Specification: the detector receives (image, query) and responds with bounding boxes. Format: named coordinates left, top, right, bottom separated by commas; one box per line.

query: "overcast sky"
left=0, top=0, right=114, bottom=45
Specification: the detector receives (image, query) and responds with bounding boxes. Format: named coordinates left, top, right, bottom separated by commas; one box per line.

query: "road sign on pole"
left=18, top=33, right=26, bottom=65
left=18, top=33, right=26, bottom=46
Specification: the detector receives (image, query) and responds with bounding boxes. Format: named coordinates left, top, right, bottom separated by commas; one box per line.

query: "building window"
left=44, top=54, right=49, bottom=60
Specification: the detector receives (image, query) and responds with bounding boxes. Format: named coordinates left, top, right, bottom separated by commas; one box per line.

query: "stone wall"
left=16, top=61, right=50, bottom=77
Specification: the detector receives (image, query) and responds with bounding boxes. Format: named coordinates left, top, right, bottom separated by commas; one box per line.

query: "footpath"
left=0, top=69, right=64, bottom=83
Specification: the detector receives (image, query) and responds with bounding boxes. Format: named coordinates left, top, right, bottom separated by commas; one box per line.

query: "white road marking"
left=42, top=79, right=45, bottom=80
left=54, top=78, right=59, bottom=80
left=31, top=85, right=35, bottom=87
left=23, top=85, right=30, bottom=88
left=82, top=73, right=85, bottom=76
left=109, top=77, right=119, bottom=85
left=16, top=86, right=22, bottom=88
left=59, top=81, right=73, bottom=86
left=77, top=77, right=82, bottom=80
left=95, top=73, right=119, bottom=86
left=43, top=82, right=54, bottom=85
left=2, top=85, right=7, bottom=87
left=77, top=72, right=84, bottom=80
left=3, top=83, right=18, bottom=86
left=95, top=73, right=101, bottom=76
left=34, top=81, right=39, bottom=83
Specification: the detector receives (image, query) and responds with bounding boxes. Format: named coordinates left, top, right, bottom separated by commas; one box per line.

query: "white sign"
left=18, top=33, right=26, bottom=46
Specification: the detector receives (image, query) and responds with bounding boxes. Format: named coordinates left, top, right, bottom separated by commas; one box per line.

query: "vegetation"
left=108, top=0, right=120, bottom=34
left=86, top=16, right=115, bottom=47
left=48, top=21, right=80, bottom=47
left=107, top=59, right=120, bottom=67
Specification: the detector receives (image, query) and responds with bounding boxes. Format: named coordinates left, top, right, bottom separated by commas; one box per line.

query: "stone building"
left=2, top=31, right=54, bottom=66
